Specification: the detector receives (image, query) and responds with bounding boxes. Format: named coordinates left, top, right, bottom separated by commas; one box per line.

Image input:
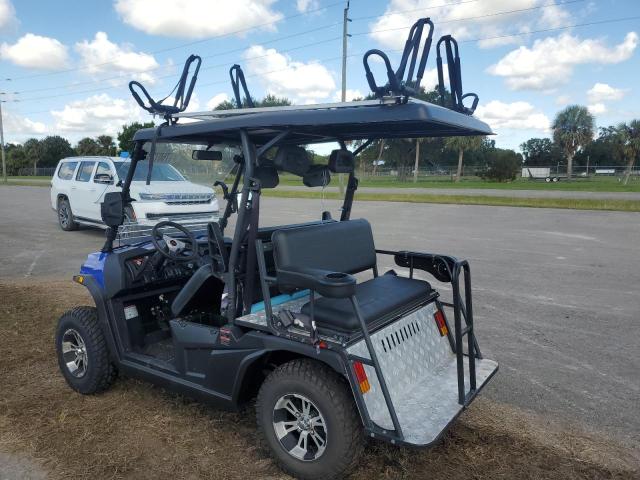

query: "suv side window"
left=57, top=162, right=78, bottom=180
left=94, top=162, right=113, bottom=182
left=76, top=161, right=96, bottom=182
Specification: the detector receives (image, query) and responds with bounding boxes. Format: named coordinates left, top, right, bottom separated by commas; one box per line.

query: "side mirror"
left=94, top=173, right=114, bottom=184
left=193, top=150, right=223, bottom=161
left=101, top=191, right=124, bottom=227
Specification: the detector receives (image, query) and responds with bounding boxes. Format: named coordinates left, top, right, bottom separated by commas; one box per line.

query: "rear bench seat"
left=271, top=219, right=432, bottom=333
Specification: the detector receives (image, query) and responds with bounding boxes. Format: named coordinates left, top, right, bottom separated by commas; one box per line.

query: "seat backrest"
left=272, top=219, right=376, bottom=274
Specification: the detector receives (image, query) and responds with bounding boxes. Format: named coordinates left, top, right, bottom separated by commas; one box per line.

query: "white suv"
left=51, top=156, right=219, bottom=231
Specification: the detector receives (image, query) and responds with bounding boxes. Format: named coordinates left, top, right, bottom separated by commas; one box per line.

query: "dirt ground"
left=0, top=279, right=638, bottom=480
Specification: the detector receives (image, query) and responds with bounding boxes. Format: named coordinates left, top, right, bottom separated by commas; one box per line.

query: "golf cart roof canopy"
left=132, top=98, right=493, bottom=147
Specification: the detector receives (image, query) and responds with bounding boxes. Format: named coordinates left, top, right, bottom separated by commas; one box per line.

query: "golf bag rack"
left=436, top=35, right=479, bottom=115
left=129, top=54, right=202, bottom=124
left=229, top=64, right=255, bottom=109
left=364, top=17, right=434, bottom=100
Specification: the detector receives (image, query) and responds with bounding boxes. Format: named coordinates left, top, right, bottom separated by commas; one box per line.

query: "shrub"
left=481, top=149, right=522, bottom=182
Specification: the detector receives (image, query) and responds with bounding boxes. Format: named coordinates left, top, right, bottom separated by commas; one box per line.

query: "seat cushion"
left=300, top=274, right=431, bottom=333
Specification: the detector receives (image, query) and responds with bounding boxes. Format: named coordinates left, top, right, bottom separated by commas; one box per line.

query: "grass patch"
left=264, top=189, right=640, bottom=212
left=2, top=180, right=50, bottom=187
left=278, top=174, right=640, bottom=192
left=0, top=279, right=638, bottom=480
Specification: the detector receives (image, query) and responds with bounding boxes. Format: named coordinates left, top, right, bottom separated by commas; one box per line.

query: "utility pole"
left=339, top=1, right=351, bottom=193
left=341, top=1, right=351, bottom=102
left=0, top=100, right=6, bottom=183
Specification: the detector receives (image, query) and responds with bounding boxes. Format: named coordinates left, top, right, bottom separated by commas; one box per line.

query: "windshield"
left=115, top=161, right=186, bottom=182
left=122, top=141, right=240, bottom=187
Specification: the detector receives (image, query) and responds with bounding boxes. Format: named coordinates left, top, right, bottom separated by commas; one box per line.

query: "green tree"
left=5, top=144, right=29, bottom=175
left=552, top=105, right=594, bottom=180
left=213, top=94, right=292, bottom=110
left=39, top=136, right=74, bottom=168
left=618, top=119, right=640, bottom=185
left=97, top=135, right=116, bottom=155
left=76, top=137, right=101, bottom=156
left=481, top=149, right=523, bottom=182
left=444, top=136, right=485, bottom=182
left=520, top=138, right=563, bottom=166
left=117, top=122, right=155, bottom=152
left=23, top=138, right=42, bottom=175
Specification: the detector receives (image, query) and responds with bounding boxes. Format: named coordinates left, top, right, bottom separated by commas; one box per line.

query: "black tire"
left=256, top=359, right=364, bottom=480
left=55, top=306, right=117, bottom=394
left=57, top=197, right=78, bottom=231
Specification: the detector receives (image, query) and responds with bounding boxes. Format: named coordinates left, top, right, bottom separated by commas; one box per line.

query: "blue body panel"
left=79, top=252, right=109, bottom=289
left=79, top=241, right=154, bottom=291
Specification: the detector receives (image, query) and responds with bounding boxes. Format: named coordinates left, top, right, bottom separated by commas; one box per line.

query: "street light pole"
left=0, top=101, right=6, bottom=183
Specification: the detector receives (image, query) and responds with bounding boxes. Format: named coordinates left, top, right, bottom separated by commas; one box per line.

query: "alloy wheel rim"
left=61, top=328, right=88, bottom=378
left=273, top=393, right=327, bottom=461
left=59, top=204, right=69, bottom=227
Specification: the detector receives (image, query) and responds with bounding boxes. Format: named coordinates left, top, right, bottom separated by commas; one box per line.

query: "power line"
left=8, top=13, right=639, bottom=111
left=4, top=0, right=588, bottom=100
left=3, top=0, right=345, bottom=82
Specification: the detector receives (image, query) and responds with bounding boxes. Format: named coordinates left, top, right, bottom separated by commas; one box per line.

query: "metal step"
left=347, top=301, right=498, bottom=445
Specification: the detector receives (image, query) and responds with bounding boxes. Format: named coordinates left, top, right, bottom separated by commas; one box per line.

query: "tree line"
left=4, top=94, right=638, bottom=184
left=3, top=122, right=154, bottom=176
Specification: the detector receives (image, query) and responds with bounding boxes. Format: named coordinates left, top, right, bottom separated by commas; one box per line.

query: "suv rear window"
left=76, top=161, right=96, bottom=182
left=57, top=162, right=78, bottom=180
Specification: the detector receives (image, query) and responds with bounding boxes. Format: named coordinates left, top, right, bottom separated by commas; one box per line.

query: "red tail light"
left=353, top=361, right=371, bottom=394
left=434, top=310, right=448, bottom=336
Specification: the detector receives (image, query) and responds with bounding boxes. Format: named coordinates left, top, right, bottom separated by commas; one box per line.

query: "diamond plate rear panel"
left=348, top=302, right=498, bottom=445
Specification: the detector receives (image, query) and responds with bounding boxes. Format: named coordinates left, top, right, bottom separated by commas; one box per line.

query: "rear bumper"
left=346, top=301, right=498, bottom=447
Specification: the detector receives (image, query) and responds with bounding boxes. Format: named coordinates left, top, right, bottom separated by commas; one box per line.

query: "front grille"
left=164, top=199, right=211, bottom=205
left=146, top=212, right=218, bottom=220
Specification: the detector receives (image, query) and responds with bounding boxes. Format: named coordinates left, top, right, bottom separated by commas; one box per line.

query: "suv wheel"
left=57, top=197, right=78, bottom=231
left=55, top=306, right=117, bottom=394
left=256, top=359, right=364, bottom=480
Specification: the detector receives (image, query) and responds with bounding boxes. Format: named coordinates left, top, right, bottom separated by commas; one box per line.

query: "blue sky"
left=1, top=0, right=638, bottom=151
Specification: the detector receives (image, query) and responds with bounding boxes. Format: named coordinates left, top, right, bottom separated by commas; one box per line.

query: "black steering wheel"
left=151, top=221, right=198, bottom=262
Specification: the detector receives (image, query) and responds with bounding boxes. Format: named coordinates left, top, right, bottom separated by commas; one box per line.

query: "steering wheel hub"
left=151, top=221, right=198, bottom=262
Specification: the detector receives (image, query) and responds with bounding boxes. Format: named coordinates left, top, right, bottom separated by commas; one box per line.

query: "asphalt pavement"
left=1, top=185, right=639, bottom=446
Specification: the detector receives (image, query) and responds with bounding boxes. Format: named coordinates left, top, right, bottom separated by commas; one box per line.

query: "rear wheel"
left=256, top=359, right=364, bottom=480
left=57, top=197, right=78, bottom=231
left=55, top=306, right=117, bottom=394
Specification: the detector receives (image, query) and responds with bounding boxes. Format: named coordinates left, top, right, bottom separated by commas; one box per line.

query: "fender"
left=76, top=275, right=122, bottom=365
left=230, top=333, right=349, bottom=404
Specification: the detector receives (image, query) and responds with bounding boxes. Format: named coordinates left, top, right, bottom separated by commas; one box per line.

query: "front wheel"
left=55, top=306, right=117, bottom=394
left=256, top=359, right=364, bottom=480
left=57, top=197, right=78, bottom=231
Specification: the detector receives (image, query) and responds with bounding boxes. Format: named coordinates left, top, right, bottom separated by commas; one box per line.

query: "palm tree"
left=97, top=135, right=116, bottom=156
left=552, top=105, right=594, bottom=180
left=618, top=119, right=640, bottom=185
left=23, top=138, right=42, bottom=176
left=444, top=136, right=484, bottom=182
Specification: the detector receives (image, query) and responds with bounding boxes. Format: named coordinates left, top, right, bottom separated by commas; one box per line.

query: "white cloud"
left=475, top=100, right=550, bottom=132
left=115, top=0, right=283, bottom=39
left=333, top=89, right=364, bottom=102
left=0, top=33, right=69, bottom=70
left=0, top=0, right=16, bottom=31
left=206, top=93, right=231, bottom=110
left=488, top=32, right=638, bottom=91
left=243, top=45, right=336, bottom=102
left=587, top=103, right=606, bottom=115
left=296, top=0, right=319, bottom=13
left=51, top=94, right=144, bottom=137
left=75, top=32, right=159, bottom=83
left=3, top=111, right=47, bottom=137
left=586, top=83, right=626, bottom=103
left=369, top=0, right=575, bottom=50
